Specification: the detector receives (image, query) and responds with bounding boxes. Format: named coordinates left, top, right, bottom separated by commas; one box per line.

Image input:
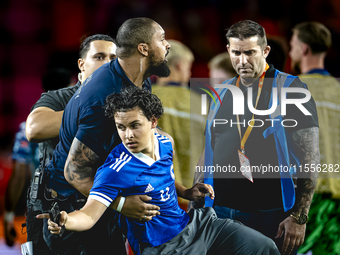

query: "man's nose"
left=288, top=49, right=293, bottom=58
left=240, top=54, right=247, bottom=65
left=126, top=129, right=133, bottom=138
left=166, top=41, right=171, bottom=51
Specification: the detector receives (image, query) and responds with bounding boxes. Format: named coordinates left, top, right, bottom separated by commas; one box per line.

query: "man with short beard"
left=40, top=17, right=171, bottom=254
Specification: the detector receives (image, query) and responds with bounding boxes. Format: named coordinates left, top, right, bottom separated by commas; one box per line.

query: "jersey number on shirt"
left=160, top=187, right=170, bottom=201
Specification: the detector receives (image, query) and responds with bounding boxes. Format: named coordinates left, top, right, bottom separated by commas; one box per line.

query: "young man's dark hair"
left=105, top=86, right=163, bottom=121
left=292, top=21, right=332, bottom=54
left=79, top=34, right=115, bottom=58
left=115, top=17, right=156, bottom=58
left=42, top=68, right=73, bottom=92
left=226, top=20, right=267, bottom=49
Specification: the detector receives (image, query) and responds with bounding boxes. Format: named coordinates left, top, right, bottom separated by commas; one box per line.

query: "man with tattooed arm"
left=188, top=20, right=319, bottom=255
left=38, top=18, right=172, bottom=254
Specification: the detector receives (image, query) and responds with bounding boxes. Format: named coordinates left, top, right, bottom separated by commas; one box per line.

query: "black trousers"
left=27, top=181, right=126, bottom=255
left=27, top=184, right=56, bottom=255
left=143, top=207, right=280, bottom=255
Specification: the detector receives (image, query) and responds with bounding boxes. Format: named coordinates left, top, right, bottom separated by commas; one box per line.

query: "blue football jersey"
left=89, top=133, right=190, bottom=254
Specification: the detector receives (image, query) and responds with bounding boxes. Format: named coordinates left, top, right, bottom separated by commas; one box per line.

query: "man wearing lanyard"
left=189, top=20, right=320, bottom=255
left=290, top=21, right=340, bottom=254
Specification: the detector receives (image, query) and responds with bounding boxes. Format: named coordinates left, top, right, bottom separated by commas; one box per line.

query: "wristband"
left=116, top=197, right=125, bottom=212
left=4, top=211, right=15, bottom=222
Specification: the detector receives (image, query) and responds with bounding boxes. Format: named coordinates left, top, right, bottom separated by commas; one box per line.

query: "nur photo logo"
left=197, top=80, right=312, bottom=128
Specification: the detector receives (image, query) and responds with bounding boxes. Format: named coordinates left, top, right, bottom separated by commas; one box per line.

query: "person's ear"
left=138, top=43, right=149, bottom=57
left=302, top=43, right=309, bottom=55
left=151, top=116, right=158, bottom=129
left=78, top=58, right=85, bottom=72
left=263, top=45, right=271, bottom=59
left=226, top=44, right=230, bottom=53
left=175, top=60, right=182, bottom=71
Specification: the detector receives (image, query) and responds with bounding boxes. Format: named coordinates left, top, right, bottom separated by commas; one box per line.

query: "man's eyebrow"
left=129, top=120, right=141, bottom=125
left=231, top=49, right=255, bottom=53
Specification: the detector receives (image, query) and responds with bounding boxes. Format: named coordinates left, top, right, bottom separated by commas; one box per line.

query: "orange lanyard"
left=236, top=63, right=269, bottom=152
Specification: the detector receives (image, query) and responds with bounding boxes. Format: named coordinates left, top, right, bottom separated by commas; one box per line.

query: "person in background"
left=289, top=21, right=340, bottom=255
left=266, top=38, right=287, bottom=72
left=208, top=51, right=237, bottom=84
left=152, top=40, right=206, bottom=209
left=4, top=68, right=73, bottom=248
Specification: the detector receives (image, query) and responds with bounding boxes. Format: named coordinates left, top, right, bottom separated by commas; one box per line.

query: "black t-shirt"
left=212, top=65, right=318, bottom=211
left=31, top=82, right=81, bottom=166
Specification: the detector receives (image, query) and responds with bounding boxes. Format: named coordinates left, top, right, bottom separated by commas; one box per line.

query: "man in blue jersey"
left=40, top=17, right=172, bottom=254
left=39, top=87, right=279, bottom=255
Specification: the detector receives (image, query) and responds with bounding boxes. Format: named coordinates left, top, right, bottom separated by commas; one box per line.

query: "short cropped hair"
left=226, top=20, right=267, bottom=49
left=208, top=52, right=236, bottom=75
left=115, top=17, right=156, bottom=59
left=104, top=86, right=163, bottom=121
left=79, top=34, right=115, bottom=58
left=166, top=40, right=194, bottom=67
left=42, top=68, right=73, bottom=92
left=292, top=21, right=332, bottom=54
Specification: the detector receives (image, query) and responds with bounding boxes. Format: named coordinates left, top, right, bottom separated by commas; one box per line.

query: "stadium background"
left=0, top=0, right=340, bottom=253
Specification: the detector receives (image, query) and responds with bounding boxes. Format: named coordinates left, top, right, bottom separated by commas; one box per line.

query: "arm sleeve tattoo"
left=65, top=137, right=101, bottom=196
left=290, top=127, right=320, bottom=215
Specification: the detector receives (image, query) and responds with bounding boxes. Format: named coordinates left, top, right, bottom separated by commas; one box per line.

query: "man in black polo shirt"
left=25, top=34, right=123, bottom=254
left=189, top=20, right=320, bottom=255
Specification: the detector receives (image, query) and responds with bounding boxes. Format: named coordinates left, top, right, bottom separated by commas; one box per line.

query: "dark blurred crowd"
left=1, top=0, right=340, bottom=152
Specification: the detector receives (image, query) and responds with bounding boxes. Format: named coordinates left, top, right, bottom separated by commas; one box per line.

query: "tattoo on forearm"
left=65, top=138, right=100, bottom=185
left=290, top=127, right=320, bottom=214
left=187, top=169, right=205, bottom=212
